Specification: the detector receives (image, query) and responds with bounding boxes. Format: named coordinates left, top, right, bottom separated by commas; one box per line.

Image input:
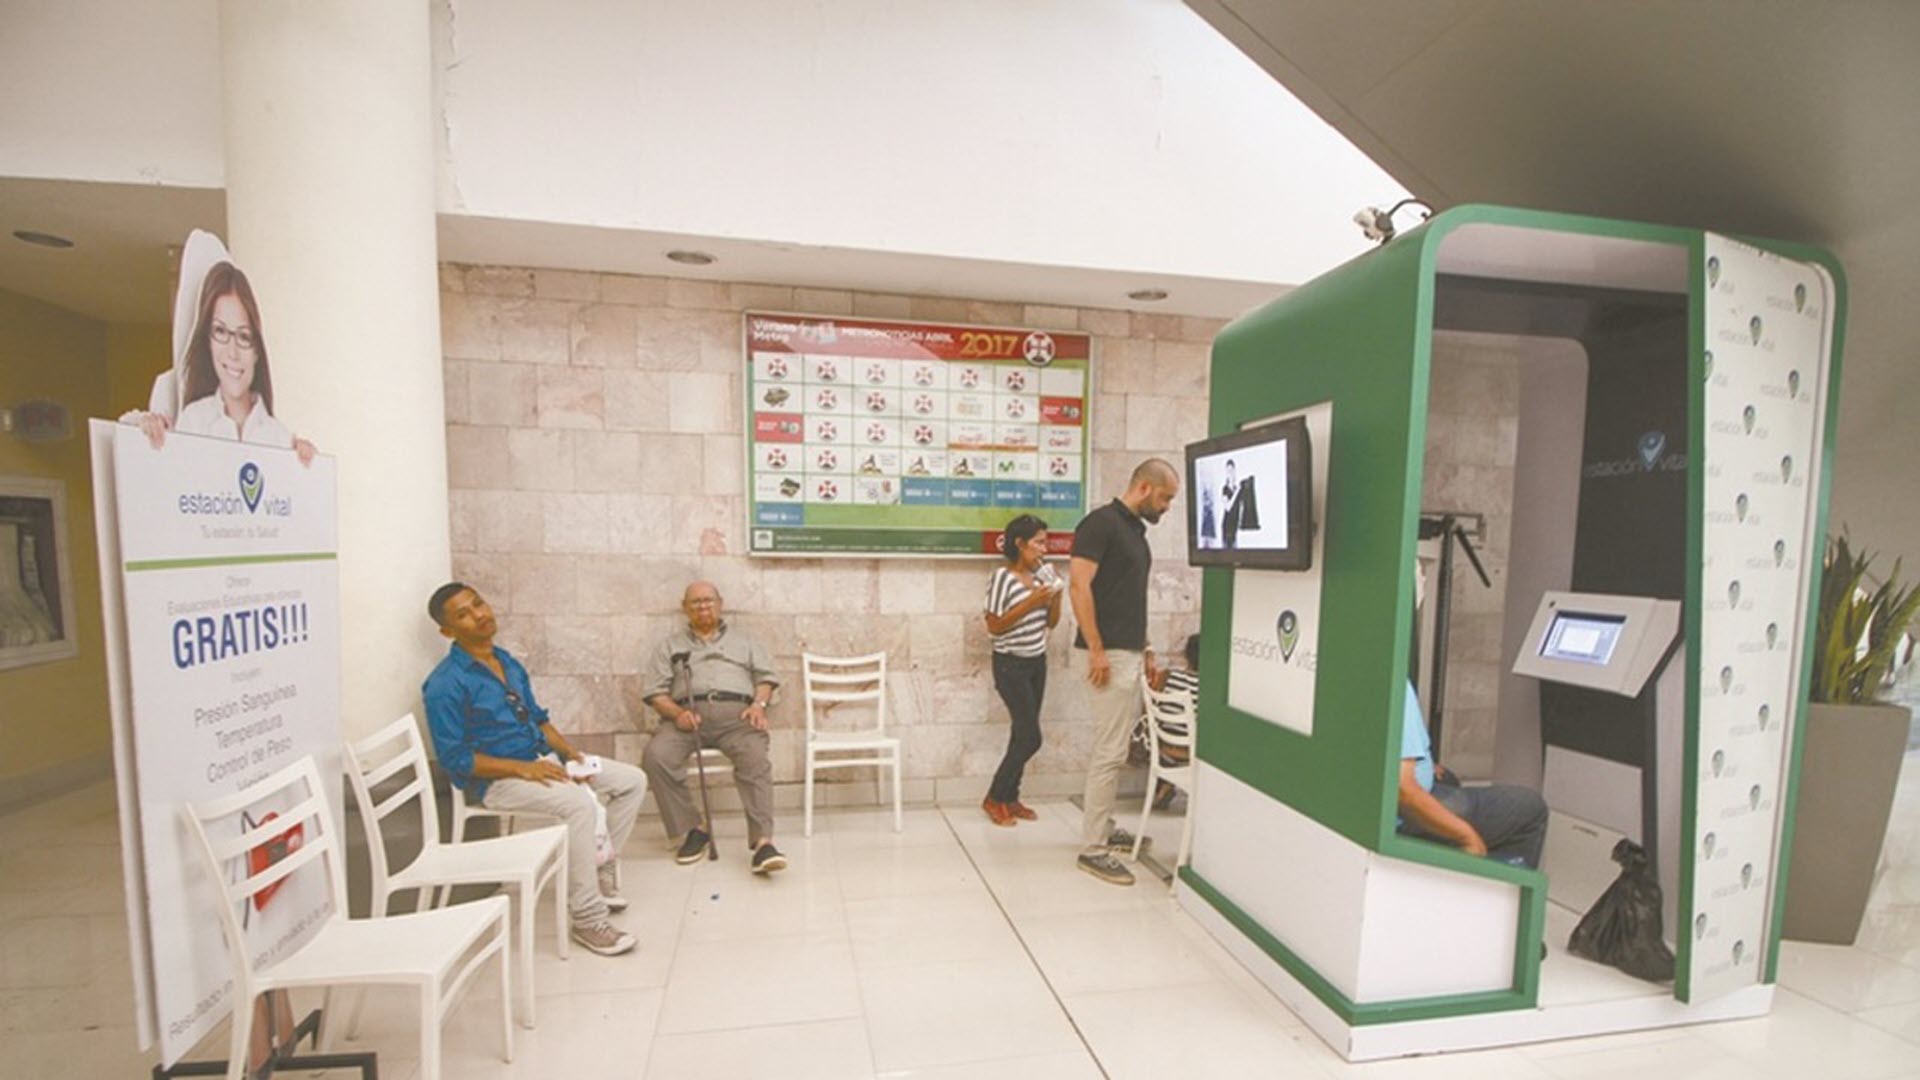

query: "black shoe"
left=751, top=843, right=788, bottom=875
left=675, top=828, right=711, bottom=864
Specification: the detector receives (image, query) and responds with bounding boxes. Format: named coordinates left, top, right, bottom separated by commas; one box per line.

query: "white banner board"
left=95, top=421, right=342, bottom=1065
left=1687, top=235, right=1832, bottom=1002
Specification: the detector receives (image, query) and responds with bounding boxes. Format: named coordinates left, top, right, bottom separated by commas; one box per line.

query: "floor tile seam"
left=933, top=802, right=1114, bottom=1080
left=1849, top=1004, right=1920, bottom=1050
left=809, top=815, right=889, bottom=1080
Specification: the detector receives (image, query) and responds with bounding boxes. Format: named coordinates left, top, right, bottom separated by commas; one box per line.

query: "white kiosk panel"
left=1513, top=592, right=1680, bottom=696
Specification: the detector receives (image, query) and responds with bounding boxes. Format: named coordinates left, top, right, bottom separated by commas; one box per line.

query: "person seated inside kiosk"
left=1396, top=557, right=1549, bottom=869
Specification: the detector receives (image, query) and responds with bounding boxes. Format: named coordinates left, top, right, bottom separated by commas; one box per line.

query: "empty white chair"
left=802, top=651, right=902, bottom=836
left=180, top=755, right=512, bottom=1080
left=345, top=714, right=569, bottom=1028
left=1133, top=673, right=1198, bottom=891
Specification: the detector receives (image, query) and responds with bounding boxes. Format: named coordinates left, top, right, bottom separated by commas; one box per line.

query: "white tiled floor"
left=6, top=758, right=1920, bottom=1078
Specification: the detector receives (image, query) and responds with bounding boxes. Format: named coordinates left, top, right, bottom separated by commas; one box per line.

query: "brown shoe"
left=1008, top=801, right=1039, bottom=821
left=981, top=798, right=1016, bottom=827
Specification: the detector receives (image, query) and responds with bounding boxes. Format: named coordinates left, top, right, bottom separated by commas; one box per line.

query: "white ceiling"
left=1186, top=0, right=1920, bottom=565
left=0, top=176, right=1291, bottom=326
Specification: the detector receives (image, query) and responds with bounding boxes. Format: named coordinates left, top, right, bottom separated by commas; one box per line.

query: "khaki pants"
left=1075, top=648, right=1144, bottom=855
left=481, top=757, right=646, bottom=925
left=641, top=699, right=776, bottom=846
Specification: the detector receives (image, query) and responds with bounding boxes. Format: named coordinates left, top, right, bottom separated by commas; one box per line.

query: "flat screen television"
left=1184, top=416, right=1313, bottom=570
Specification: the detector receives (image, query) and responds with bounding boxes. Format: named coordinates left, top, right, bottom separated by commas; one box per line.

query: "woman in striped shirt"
left=981, top=513, right=1064, bottom=826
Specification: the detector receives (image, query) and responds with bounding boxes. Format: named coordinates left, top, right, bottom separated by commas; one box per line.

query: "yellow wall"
left=0, top=289, right=111, bottom=788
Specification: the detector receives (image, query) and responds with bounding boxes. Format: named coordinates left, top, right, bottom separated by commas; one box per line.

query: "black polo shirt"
left=1071, top=498, right=1152, bottom=650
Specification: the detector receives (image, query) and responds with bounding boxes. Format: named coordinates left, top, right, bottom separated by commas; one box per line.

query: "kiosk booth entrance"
left=1177, top=206, right=1842, bottom=1060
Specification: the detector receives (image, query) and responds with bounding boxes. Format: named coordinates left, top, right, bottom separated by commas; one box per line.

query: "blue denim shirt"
left=422, top=643, right=551, bottom=802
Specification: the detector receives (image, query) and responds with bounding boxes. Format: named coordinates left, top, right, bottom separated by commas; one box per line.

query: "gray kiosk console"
left=1513, top=591, right=1684, bottom=936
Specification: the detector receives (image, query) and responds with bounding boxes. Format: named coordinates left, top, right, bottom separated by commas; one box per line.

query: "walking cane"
left=692, top=724, right=718, bottom=861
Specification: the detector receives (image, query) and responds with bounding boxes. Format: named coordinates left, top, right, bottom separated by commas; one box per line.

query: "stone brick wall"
left=1423, top=331, right=1525, bottom=777
left=439, top=263, right=1216, bottom=808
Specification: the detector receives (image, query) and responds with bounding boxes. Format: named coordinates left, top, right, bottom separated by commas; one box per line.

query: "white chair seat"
left=269, top=898, right=507, bottom=986
left=387, top=827, right=567, bottom=891
left=803, top=652, right=903, bottom=836
left=346, top=714, right=570, bottom=1030
left=182, top=756, right=513, bottom=1080
left=1135, top=672, right=1199, bottom=892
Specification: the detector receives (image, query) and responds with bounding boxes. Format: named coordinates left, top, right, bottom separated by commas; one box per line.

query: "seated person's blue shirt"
left=422, top=643, right=552, bottom=802
left=1401, top=680, right=1434, bottom=793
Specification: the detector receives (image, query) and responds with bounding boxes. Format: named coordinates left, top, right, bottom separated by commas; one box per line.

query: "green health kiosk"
left=1176, top=206, right=1842, bottom=1059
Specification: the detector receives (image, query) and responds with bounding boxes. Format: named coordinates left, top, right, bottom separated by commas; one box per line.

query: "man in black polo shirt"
left=1068, top=458, right=1179, bottom=885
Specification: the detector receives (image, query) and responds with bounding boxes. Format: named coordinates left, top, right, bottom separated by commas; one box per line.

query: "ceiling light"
left=666, top=250, right=715, bottom=266
left=1127, top=288, right=1169, bottom=302
left=12, top=230, right=74, bottom=249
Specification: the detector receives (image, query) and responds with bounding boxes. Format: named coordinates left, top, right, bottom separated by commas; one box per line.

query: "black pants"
left=988, top=652, right=1047, bottom=803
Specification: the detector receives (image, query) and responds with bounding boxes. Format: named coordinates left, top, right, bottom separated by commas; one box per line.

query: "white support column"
left=219, top=0, right=449, bottom=737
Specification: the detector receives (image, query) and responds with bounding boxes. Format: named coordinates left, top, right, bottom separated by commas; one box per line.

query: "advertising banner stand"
left=91, top=422, right=370, bottom=1079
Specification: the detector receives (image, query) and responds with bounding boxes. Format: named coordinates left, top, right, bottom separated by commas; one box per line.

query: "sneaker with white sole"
left=1077, top=851, right=1135, bottom=886
left=675, top=828, right=712, bottom=864
left=751, top=843, right=788, bottom=875
left=1106, top=828, right=1147, bottom=853
left=597, top=864, right=628, bottom=913
left=570, top=920, right=636, bottom=956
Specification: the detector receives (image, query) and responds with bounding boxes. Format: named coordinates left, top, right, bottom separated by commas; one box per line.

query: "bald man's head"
left=682, top=580, right=723, bottom=633
left=1124, top=457, right=1180, bottom=524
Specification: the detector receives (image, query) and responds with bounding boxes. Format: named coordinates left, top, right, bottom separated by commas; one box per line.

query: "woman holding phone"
left=981, top=513, right=1064, bottom=826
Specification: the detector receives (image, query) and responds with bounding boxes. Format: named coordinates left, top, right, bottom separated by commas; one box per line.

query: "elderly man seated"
left=640, top=581, right=787, bottom=874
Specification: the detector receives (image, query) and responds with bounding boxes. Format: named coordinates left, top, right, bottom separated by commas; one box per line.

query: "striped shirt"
left=983, top=565, right=1055, bottom=657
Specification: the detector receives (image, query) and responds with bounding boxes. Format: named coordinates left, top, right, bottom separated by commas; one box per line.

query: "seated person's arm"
left=1398, top=760, right=1487, bottom=857
left=646, top=692, right=698, bottom=731
left=472, top=751, right=567, bottom=784
left=538, top=722, right=582, bottom=762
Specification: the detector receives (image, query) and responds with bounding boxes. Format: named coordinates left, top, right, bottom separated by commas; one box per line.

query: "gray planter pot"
left=1781, top=701, right=1911, bottom=944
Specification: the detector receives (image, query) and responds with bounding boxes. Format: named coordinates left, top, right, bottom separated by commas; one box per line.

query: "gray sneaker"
left=1077, top=851, right=1135, bottom=886
left=570, top=920, right=636, bottom=957
left=1106, top=828, right=1147, bottom=853
left=597, top=864, right=628, bottom=913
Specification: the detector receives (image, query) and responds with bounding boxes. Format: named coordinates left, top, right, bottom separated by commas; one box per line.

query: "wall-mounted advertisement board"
left=744, top=312, right=1092, bottom=556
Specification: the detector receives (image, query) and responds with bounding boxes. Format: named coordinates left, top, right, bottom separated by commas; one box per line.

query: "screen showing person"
left=1191, top=440, right=1286, bottom=551
left=1182, top=416, right=1313, bottom=571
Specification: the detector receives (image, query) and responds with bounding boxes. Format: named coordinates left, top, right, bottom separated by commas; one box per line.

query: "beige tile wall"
left=1424, top=332, right=1525, bottom=777
left=440, top=263, right=1218, bottom=807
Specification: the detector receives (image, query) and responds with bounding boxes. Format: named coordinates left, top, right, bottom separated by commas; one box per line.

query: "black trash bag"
left=1567, top=839, right=1675, bottom=982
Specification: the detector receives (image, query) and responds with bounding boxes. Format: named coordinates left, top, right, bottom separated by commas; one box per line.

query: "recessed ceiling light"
left=666, top=250, right=715, bottom=266
left=13, top=230, right=74, bottom=249
left=1127, top=288, right=1169, bottom=302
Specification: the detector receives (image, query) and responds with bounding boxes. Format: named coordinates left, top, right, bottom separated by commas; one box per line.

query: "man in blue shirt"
left=423, top=582, right=647, bottom=956
left=1396, top=561, right=1548, bottom=869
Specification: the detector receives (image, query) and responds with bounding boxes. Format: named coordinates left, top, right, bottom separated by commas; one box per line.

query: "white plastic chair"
left=1134, top=673, right=1198, bottom=891
left=180, top=756, right=512, bottom=1080
left=802, top=651, right=902, bottom=836
left=345, top=714, right=569, bottom=1029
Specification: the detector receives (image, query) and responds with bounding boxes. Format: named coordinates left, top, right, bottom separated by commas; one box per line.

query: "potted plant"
left=1781, top=535, right=1920, bottom=943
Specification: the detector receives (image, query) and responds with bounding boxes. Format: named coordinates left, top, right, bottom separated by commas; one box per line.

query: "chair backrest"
left=343, top=713, right=443, bottom=898
left=1141, top=674, right=1196, bottom=751
left=179, top=755, right=345, bottom=996
left=802, top=652, right=888, bottom=738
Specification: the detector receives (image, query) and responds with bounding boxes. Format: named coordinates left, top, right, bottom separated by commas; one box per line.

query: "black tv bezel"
left=1184, top=416, right=1314, bottom=571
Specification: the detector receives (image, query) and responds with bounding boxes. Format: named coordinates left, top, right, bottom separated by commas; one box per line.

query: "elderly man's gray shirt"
left=642, top=621, right=779, bottom=701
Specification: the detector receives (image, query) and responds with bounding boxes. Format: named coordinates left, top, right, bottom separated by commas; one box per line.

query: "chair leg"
left=1172, top=779, right=1196, bottom=895
left=891, top=749, right=902, bottom=832
left=516, top=879, right=536, bottom=1029
left=497, top=925, right=515, bottom=1064
left=317, top=987, right=338, bottom=1051
left=419, top=984, right=441, bottom=1080
left=552, top=858, right=570, bottom=961
left=1132, top=759, right=1157, bottom=862
left=804, top=750, right=815, bottom=837
left=345, top=983, right=370, bottom=1040
left=224, top=989, right=255, bottom=1080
